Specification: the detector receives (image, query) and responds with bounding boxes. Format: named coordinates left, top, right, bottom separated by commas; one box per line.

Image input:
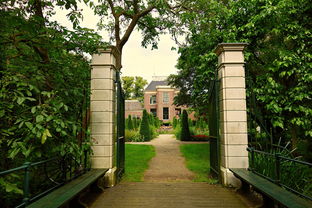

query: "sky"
left=53, top=4, right=180, bottom=83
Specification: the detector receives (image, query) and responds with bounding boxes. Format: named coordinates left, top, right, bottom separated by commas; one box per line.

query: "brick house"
left=125, top=100, right=143, bottom=119
left=144, top=76, right=190, bottom=122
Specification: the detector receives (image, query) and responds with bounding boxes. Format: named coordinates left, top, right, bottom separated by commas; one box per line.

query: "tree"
left=122, top=76, right=147, bottom=101
left=0, top=0, right=104, bottom=205
left=122, top=76, right=135, bottom=99
left=94, top=0, right=185, bottom=68
left=180, top=110, right=190, bottom=141
left=140, top=109, right=151, bottom=141
left=168, top=0, right=312, bottom=151
left=133, top=76, right=148, bottom=101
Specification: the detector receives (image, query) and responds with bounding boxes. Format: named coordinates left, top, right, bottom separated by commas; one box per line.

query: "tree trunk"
left=290, top=125, right=298, bottom=150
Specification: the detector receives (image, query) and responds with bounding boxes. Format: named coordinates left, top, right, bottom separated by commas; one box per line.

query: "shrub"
left=150, top=125, right=159, bottom=139
left=174, top=124, right=182, bottom=140
left=126, top=115, right=134, bottom=130
left=139, top=109, right=151, bottom=141
left=173, top=117, right=178, bottom=129
left=181, top=110, right=191, bottom=141
left=125, top=129, right=142, bottom=142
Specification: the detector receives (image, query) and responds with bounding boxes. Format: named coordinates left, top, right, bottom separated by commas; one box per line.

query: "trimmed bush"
left=173, top=117, right=178, bottom=129
left=139, top=109, right=151, bottom=141
left=127, top=115, right=134, bottom=130
left=181, top=110, right=191, bottom=141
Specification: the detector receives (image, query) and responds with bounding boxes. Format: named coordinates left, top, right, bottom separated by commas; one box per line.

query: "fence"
left=116, top=71, right=125, bottom=180
left=0, top=151, right=90, bottom=207
left=247, top=147, right=312, bottom=200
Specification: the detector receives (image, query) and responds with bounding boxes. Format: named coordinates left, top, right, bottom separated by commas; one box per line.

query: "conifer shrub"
left=173, top=117, right=178, bottom=129
left=127, top=115, right=134, bottom=130
left=139, top=109, right=151, bottom=141
left=181, top=110, right=191, bottom=141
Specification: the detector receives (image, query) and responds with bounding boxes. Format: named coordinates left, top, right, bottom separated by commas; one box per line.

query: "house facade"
left=125, top=100, right=143, bottom=119
left=144, top=76, right=188, bottom=122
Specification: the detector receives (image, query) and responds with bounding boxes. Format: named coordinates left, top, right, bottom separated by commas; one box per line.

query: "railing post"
left=275, top=153, right=281, bottom=184
left=249, top=147, right=255, bottom=171
left=23, top=162, right=31, bottom=206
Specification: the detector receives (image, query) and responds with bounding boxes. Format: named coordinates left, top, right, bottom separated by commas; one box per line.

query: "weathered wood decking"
left=89, top=182, right=250, bottom=208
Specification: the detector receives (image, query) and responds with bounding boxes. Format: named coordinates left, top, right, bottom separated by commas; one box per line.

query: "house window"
left=163, top=92, right=169, bottom=103
left=150, top=95, right=156, bottom=104
left=175, top=108, right=181, bottom=116
left=163, top=107, right=169, bottom=120
left=151, top=109, right=157, bottom=117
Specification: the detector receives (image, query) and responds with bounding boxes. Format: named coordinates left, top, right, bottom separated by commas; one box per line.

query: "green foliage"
left=180, top=110, right=191, bottom=141
left=180, top=144, right=217, bottom=183
left=122, top=76, right=147, bottom=101
left=126, top=115, right=134, bottom=130
left=125, top=129, right=142, bottom=142
left=169, top=0, right=312, bottom=153
left=139, top=110, right=151, bottom=141
left=251, top=148, right=312, bottom=198
left=123, top=144, right=155, bottom=182
left=174, top=124, right=182, bottom=140
left=173, top=117, right=178, bottom=129
left=0, top=1, right=103, bottom=205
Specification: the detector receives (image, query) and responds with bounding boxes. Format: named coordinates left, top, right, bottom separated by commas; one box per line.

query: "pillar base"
left=104, top=167, right=117, bottom=187
left=220, top=166, right=241, bottom=188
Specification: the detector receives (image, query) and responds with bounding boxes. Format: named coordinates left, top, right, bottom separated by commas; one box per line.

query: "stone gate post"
left=90, top=47, right=120, bottom=186
left=215, top=43, right=249, bottom=187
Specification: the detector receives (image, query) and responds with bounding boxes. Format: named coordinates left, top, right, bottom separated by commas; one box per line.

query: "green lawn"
left=123, top=144, right=155, bottom=182
left=180, top=143, right=217, bottom=183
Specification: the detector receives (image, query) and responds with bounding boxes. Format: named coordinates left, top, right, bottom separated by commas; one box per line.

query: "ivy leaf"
left=25, top=122, right=33, bottom=129
left=31, top=107, right=36, bottom=114
left=42, top=128, right=52, bottom=144
left=0, top=178, right=23, bottom=195
left=36, top=115, right=44, bottom=123
left=17, top=97, right=25, bottom=105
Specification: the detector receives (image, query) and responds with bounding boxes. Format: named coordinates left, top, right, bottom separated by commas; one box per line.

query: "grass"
left=123, top=144, right=155, bottom=182
left=180, top=143, right=217, bottom=183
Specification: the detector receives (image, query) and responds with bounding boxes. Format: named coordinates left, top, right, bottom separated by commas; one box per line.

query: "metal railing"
left=0, top=151, right=90, bottom=207
left=247, top=147, right=312, bottom=201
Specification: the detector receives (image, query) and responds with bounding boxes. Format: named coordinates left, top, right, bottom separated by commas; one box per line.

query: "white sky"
left=52, top=4, right=179, bottom=83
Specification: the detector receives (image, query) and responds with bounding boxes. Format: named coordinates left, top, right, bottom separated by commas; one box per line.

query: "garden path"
left=88, top=134, right=251, bottom=208
left=143, top=134, right=195, bottom=182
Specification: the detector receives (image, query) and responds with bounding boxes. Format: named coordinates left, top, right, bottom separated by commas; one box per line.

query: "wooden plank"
left=230, top=168, right=312, bottom=208
left=27, top=169, right=108, bottom=208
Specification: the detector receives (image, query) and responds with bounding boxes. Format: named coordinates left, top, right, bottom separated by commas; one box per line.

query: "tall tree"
left=122, top=76, right=147, bottom=101
left=122, top=76, right=135, bottom=99
left=94, top=0, right=185, bottom=68
left=169, top=0, right=312, bottom=150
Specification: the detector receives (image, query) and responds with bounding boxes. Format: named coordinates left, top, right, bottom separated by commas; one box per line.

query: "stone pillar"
left=90, top=47, right=120, bottom=186
left=215, top=43, right=249, bottom=187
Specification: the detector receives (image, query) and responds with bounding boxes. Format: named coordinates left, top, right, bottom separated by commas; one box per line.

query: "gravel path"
left=142, top=134, right=195, bottom=182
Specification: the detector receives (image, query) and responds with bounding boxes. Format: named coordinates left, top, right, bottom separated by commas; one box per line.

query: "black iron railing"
left=0, top=151, right=90, bottom=207
left=247, top=147, right=312, bottom=201
left=116, top=71, right=125, bottom=180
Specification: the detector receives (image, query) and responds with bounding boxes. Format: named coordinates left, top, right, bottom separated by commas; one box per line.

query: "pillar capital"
left=215, top=43, right=248, bottom=67
left=91, top=46, right=121, bottom=70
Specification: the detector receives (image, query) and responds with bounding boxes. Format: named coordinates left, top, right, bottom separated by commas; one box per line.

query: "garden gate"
left=116, top=71, right=125, bottom=180
left=207, top=74, right=220, bottom=179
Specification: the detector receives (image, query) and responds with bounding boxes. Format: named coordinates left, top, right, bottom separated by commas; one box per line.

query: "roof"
left=145, top=80, right=168, bottom=91
left=125, top=100, right=143, bottom=111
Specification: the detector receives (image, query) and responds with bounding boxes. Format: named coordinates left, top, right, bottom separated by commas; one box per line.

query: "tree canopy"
left=122, top=76, right=148, bottom=101
left=168, top=0, right=312, bottom=153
